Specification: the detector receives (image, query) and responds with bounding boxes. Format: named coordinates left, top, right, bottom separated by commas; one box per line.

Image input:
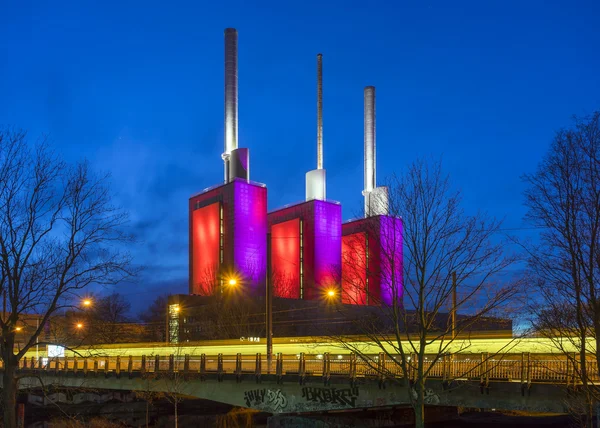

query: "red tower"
left=189, top=179, right=267, bottom=296
left=268, top=200, right=341, bottom=301
left=341, top=215, right=402, bottom=306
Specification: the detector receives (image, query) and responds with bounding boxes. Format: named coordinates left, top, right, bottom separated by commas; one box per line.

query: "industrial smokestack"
left=306, top=53, right=326, bottom=201
left=363, top=86, right=388, bottom=216
left=364, top=86, right=376, bottom=196
left=317, top=53, right=323, bottom=170
left=223, top=28, right=238, bottom=182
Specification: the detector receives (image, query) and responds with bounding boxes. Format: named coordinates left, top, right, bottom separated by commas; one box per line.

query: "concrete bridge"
left=0, top=352, right=590, bottom=416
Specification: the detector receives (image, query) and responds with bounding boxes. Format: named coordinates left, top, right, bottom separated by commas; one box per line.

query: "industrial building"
left=169, top=28, right=405, bottom=342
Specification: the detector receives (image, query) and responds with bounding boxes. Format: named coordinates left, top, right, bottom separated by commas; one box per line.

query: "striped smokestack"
left=223, top=28, right=238, bottom=182
left=317, top=53, right=323, bottom=170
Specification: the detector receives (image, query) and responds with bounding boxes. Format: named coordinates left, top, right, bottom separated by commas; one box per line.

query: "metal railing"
left=2, top=352, right=598, bottom=386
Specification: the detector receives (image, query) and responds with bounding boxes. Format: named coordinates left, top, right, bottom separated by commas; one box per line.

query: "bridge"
left=19, top=334, right=591, bottom=360
left=1, top=352, right=593, bottom=417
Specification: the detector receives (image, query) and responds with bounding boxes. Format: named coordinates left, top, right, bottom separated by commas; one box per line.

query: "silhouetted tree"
left=337, top=158, right=520, bottom=428
left=86, top=292, right=132, bottom=344
left=0, top=129, right=134, bottom=428
left=524, top=112, right=600, bottom=426
left=139, top=294, right=169, bottom=342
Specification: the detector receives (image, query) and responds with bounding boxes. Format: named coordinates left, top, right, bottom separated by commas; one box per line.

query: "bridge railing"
left=3, top=352, right=599, bottom=385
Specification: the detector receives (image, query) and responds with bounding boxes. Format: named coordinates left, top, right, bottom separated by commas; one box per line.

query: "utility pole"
left=266, top=233, right=273, bottom=373
left=36, top=317, right=40, bottom=360
left=451, top=271, right=457, bottom=340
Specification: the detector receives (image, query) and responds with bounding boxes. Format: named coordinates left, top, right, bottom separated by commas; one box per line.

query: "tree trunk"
left=174, top=400, right=178, bottom=428
left=2, top=361, right=18, bottom=428
left=413, top=377, right=426, bottom=428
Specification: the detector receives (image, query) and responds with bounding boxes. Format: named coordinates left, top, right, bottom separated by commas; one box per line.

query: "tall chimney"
left=316, top=53, right=323, bottom=170
left=364, top=86, right=376, bottom=215
left=306, top=53, right=326, bottom=201
left=223, top=28, right=238, bottom=182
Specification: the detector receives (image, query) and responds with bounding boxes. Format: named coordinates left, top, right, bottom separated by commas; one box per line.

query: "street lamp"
left=15, top=326, right=22, bottom=332
left=327, top=289, right=336, bottom=298
left=76, top=323, right=83, bottom=329
left=228, top=278, right=237, bottom=286
left=82, top=299, right=92, bottom=307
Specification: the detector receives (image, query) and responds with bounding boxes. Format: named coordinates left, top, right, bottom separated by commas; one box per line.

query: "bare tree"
left=0, top=129, right=134, bottom=428
left=337, top=158, right=519, bottom=428
left=523, top=112, right=600, bottom=427
left=139, top=293, right=168, bottom=342
left=272, top=270, right=298, bottom=299
left=194, top=264, right=219, bottom=296
left=85, top=292, right=131, bottom=344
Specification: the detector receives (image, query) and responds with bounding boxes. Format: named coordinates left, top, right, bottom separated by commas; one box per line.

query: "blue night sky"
left=2, top=1, right=599, bottom=314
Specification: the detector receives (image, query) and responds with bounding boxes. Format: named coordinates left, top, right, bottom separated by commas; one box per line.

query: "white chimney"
left=306, top=53, right=326, bottom=201
left=363, top=86, right=388, bottom=216
left=223, top=28, right=238, bottom=182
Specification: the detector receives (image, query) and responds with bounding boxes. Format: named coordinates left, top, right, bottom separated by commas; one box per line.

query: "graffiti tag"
left=244, top=388, right=288, bottom=411
left=301, top=387, right=359, bottom=407
left=411, top=387, right=440, bottom=405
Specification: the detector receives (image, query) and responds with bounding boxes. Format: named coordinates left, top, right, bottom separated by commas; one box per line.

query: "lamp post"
left=451, top=271, right=457, bottom=340
left=36, top=317, right=39, bottom=360
left=266, top=233, right=273, bottom=373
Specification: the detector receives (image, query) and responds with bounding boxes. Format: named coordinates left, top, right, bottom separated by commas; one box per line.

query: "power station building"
left=170, top=28, right=404, bottom=342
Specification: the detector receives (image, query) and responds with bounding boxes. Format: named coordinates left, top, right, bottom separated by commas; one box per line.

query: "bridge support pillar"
left=255, top=353, right=262, bottom=383
left=235, top=353, right=242, bottom=383
left=349, top=353, right=357, bottom=387
left=377, top=352, right=386, bottom=389
left=480, top=353, right=489, bottom=394
left=200, top=354, right=206, bottom=380
left=298, top=353, right=306, bottom=385
left=217, top=354, right=224, bottom=382
left=276, top=353, right=283, bottom=384
left=322, top=353, right=330, bottom=386
left=184, top=354, right=190, bottom=379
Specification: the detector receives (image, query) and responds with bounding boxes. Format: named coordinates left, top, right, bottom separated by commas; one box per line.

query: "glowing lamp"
left=82, top=299, right=92, bottom=307
left=228, top=278, right=238, bottom=286
left=327, top=290, right=336, bottom=297
left=76, top=323, right=83, bottom=329
left=15, top=327, right=22, bottom=332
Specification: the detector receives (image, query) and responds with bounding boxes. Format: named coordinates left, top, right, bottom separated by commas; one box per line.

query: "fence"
left=2, top=352, right=598, bottom=386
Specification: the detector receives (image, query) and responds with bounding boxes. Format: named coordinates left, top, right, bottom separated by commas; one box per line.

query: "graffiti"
left=424, top=388, right=440, bottom=405
left=410, top=387, right=440, bottom=405
left=301, top=386, right=359, bottom=407
left=244, top=388, right=287, bottom=411
left=375, top=397, right=387, bottom=407
left=244, top=389, right=266, bottom=407
left=266, top=389, right=288, bottom=411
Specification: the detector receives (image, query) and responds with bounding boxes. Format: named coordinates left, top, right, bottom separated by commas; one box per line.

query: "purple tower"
left=189, top=29, right=267, bottom=296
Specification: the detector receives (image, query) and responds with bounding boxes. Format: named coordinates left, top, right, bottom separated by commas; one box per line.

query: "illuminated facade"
left=189, top=179, right=267, bottom=296
left=187, top=29, right=401, bottom=311
left=268, top=200, right=342, bottom=301
left=341, top=215, right=403, bottom=306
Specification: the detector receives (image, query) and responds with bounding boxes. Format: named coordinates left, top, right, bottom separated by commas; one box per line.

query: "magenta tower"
left=341, top=86, right=403, bottom=306
left=189, top=29, right=267, bottom=296
left=268, top=54, right=342, bottom=301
